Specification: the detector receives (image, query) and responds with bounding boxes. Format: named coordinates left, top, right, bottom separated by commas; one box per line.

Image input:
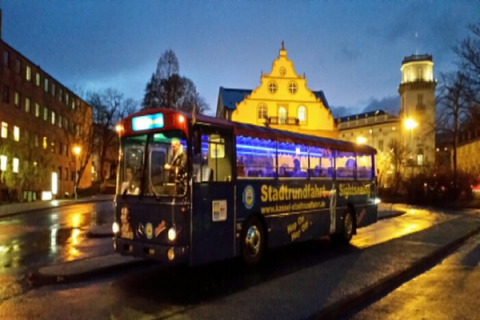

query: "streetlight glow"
left=115, top=124, right=123, bottom=133
left=73, top=146, right=81, bottom=155
left=356, top=136, right=367, bottom=144
left=404, top=118, right=418, bottom=130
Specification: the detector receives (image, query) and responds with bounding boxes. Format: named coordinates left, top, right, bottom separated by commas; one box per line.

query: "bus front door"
left=190, top=130, right=235, bottom=266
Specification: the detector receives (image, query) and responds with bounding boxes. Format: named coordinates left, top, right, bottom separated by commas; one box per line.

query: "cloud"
left=338, top=46, right=361, bottom=62
left=330, top=105, right=361, bottom=118
left=361, top=95, right=400, bottom=114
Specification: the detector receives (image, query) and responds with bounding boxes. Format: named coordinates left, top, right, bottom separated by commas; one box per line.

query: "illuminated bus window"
left=236, top=136, right=276, bottom=179
left=336, top=151, right=356, bottom=179
left=197, top=133, right=231, bottom=182
left=357, top=153, right=373, bottom=179
left=309, top=147, right=334, bottom=178
left=277, top=142, right=308, bottom=178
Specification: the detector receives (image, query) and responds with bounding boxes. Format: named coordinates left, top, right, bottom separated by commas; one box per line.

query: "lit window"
left=298, top=106, right=306, bottom=122
left=25, top=97, right=31, bottom=113
left=258, top=104, right=267, bottom=121
left=417, top=154, right=424, bottom=166
left=43, top=137, right=47, bottom=149
left=44, top=107, right=48, bottom=121
left=26, top=65, right=31, bottom=81
left=35, top=103, right=40, bottom=117
left=1, top=122, right=7, bottom=138
left=0, top=155, right=6, bottom=171
left=268, top=81, right=277, bottom=94
left=66, top=94, right=69, bottom=106
left=72, top=100, right=75, bottom=110
left=278, top=107, right=287, bottom=124
left=44, top=78, right=49, bottom=92
left=289, top=82, right=297, bottom=94
left=14, top=92, right=20, bottom=107
left=13, top=158, right=19, bottom=173
left=13, top=126, right=19, bottom=142
left=51, top=111, right=56, bottom=125
left=35, top=72, right=40, bottom=86
left=59, top=115, right=63, bottom=128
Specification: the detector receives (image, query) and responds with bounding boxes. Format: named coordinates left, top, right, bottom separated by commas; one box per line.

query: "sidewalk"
left=377, top=202, right=408, bottom=220
left=0, top=194, right=114, bottom=218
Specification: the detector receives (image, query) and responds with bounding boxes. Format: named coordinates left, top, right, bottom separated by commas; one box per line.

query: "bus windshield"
left=118, top=130, right=188, bottom=197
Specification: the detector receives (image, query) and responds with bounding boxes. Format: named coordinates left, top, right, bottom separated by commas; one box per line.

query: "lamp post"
left=73, top=146, right=82, bottom=200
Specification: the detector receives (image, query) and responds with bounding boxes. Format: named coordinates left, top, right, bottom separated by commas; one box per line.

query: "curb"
left=0, top=196, right=114, bottom=219
left=306, top=225, right=480, bottom=320
left=26, top=256, right=147, bottom=287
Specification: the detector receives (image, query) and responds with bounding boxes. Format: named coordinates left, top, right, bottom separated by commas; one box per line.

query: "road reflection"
left=352, top=207, right=457, bottom=249
left=0, top=202, right=114, bottom=274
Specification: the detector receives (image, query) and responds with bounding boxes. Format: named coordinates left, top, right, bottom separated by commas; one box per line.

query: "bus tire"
left=330, top=208, right=354, bottom=245
left=241, top=215, right=266, bottom=266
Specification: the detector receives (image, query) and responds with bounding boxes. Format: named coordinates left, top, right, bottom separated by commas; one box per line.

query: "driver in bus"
left=164, top=138, right=187, bottom=193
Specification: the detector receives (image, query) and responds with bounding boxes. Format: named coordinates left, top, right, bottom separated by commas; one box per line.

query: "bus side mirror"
left=193, top=131, right=201, bottom=154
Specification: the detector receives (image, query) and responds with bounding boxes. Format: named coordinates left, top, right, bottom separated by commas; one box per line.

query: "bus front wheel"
left=330, top=208, right=354, bottom=245
left=242, top=216, right=266, bottom=266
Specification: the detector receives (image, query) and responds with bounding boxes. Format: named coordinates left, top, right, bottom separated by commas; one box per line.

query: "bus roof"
left=121, top=108, right=376, bottom=155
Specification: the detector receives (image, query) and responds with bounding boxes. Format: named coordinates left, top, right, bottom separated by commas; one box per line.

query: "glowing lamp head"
left=115, top=124, right=123, bottom=133
left=404, top=118, right=418, bottom=130
left=178, top=115, right=185, bottom=124
left=356, top=136, right=367, bottom=144
left=73, top=146, right=81, bottom=156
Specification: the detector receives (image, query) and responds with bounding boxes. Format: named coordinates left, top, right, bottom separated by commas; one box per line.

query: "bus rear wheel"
left=242, top=216, right=266, bottom=266
left=330, top=208, right=354, bottom=245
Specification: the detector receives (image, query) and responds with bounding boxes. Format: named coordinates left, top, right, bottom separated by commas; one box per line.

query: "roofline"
left=1, top=39, right=90, bottom=109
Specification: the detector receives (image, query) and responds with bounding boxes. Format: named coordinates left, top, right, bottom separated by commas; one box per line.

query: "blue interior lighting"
left=132, top=113, right=164, bottom=131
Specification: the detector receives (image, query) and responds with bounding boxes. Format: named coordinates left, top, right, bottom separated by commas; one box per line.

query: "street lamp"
left=356, top=136, right=367, bottom=144
left=73, top=146, right=82, bottom=200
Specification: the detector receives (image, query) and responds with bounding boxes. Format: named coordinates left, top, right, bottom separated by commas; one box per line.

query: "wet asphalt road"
left=1, top=205, right=476, bottom=319
left=0, top=202, right=114, bottom=301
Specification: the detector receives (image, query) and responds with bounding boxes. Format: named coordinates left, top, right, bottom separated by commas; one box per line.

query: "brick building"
left=0, top=19, right=92, bottom=201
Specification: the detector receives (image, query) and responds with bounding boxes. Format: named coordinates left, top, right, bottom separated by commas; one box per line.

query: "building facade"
left=0, top=36, right=92, bottom=201
left=338, top=110, right=400, bottom=186
left=217, top=43, right=338, bottom=139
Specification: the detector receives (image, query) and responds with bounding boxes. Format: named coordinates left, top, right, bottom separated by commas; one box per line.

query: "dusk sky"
left=2, top=1, right=479, bottom=116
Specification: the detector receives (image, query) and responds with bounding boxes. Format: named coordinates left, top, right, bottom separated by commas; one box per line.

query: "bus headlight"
left=112, top=222, right=120, bottom=234
left=168, top=227, right=177, bottom=241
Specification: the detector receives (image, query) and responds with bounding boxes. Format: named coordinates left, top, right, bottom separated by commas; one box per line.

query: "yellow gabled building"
left=216, top=43, right=339, bottom=139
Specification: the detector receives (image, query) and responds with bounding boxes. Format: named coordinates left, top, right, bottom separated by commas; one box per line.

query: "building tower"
left=398, top=54, right=436, bottom=171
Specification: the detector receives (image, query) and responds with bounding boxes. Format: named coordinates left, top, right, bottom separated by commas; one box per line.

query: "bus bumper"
left=114, top=238, right=189, bottom=264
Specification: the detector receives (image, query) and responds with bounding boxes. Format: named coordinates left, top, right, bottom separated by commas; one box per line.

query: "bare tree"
left=436, top=71, right=472, bottom=186
left=88, top=89, right=138, bottom=188
left=143, top=50, right=210, bottom=113
left=62, top=101, right=95, bottom=190
left=387, top=139, right=408, bottom=194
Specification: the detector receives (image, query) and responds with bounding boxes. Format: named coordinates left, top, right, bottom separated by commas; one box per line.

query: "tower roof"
left=402, top=54, right=433, bottom=64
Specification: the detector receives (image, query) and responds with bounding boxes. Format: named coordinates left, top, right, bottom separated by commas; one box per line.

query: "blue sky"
left=2, top=1, right=479, bottom=116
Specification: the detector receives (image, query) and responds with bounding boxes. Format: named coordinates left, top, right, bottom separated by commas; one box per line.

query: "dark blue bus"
left=113, top=109, right=378, bottom=266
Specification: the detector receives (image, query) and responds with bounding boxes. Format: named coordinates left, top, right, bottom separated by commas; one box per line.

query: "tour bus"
left=113, top=108, right=378, bottom=266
